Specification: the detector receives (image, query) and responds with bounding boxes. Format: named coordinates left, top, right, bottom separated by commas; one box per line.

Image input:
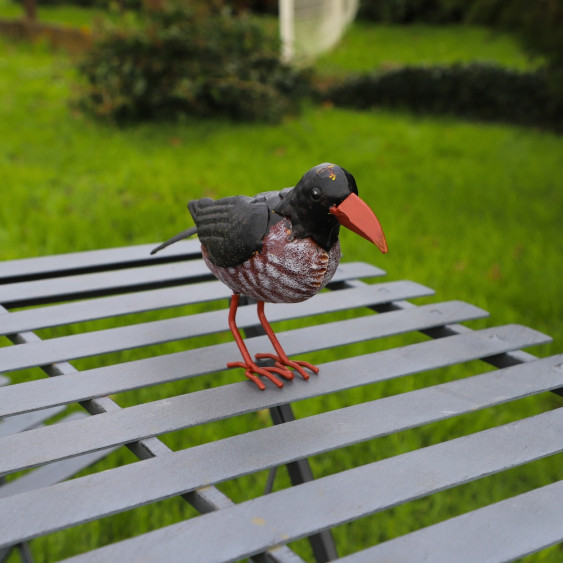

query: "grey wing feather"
left=189, top=196, right=270, bottom=268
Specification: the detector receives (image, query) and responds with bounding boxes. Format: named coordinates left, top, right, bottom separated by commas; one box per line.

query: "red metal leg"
left=226, top=294, right=292, bottom=390
left=255, top=300, right=319, bottom=380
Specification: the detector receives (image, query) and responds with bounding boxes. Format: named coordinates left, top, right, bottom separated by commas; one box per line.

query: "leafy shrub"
left=76, top=1, right=310, bottom=123
left=322, top=63, right=563, bottom=131
left=225, top=0, right=278, bottom=14
left=36, top=0, right=277, bottom=12
left=35, top=0, right=99, bottom=6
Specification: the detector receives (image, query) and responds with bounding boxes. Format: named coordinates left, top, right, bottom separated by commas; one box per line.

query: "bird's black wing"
left=188, top=195, right=270, bottom=268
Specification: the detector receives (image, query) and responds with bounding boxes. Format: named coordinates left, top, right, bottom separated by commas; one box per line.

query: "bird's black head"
left=274, top=163, right=388, bottom=253
left=273, top=163, right=356, bottom=250
left=295, top=163, right=359, bottom=209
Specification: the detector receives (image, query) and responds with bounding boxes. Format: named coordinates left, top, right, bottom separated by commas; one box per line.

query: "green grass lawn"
left=0, top=20, right=562, bottom=563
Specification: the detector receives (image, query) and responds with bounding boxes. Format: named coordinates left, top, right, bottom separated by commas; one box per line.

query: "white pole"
left=279, top=0, right=295, bottom=64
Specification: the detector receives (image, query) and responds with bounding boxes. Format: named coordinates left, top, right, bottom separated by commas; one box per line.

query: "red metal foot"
left=254, top=353, right=319, bottom=381
left=256, top=301, right=319, bottom=381
left=227, top=294, right=294, bottom=390
left=227, top=359, right=293, bottom=390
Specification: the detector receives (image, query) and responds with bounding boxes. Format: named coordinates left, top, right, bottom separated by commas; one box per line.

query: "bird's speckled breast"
left=202, top=219, right=341, bottom=303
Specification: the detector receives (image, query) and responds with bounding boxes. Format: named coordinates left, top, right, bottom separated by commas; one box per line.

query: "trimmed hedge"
left=76, top=1, right=311, bottom=123
left=358, top=1, right=563, bottom=67
left=358, top=0, right=465, bottom=23
left=322, top=63, right=563, bottom=131
left=356, top=1, right=563, bottom=132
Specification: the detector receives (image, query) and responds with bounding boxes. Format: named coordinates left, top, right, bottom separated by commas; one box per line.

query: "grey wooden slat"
left=0, top=282, right=230, bottom=336
left=0, top=375, right=8, bottom=387
left=0, top=266, right=384, bottom=344
left=0, top=263, right=385, bottom=336
left=0, top=241, right=201, bottom=282
left=0, top=269, right=379, bottom=340
left=0, top=300, right=485, bottom=417
left=0, top=312, right=297, bottom=563
left=0, top=261, right=213, bottom=307
left=340, top=480, right=563, bottom=563
left=0, top=280, right=432, bottom=373
left=1, top=355, right=561, bottom=546
left=59, top=408, right=563, bottom=563
left=0, top=258, right=384, bottom=308
left=0, top=324, right=550, bottom=475
left=0, top=406, right=65, bottom=437
left=0, top=413, right=118, bottom=558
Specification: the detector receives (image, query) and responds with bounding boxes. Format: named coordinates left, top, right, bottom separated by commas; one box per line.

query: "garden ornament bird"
left=152, top=163, right=388, bottom=390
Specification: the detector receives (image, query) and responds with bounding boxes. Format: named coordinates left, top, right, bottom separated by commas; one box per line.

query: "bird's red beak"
left=330, top=193, right=388, bottom=254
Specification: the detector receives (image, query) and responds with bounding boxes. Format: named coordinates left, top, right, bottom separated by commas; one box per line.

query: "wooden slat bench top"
left=1, top=243, right=561, bottom=563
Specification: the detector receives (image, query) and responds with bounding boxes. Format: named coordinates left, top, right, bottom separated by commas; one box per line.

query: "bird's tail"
left=150, top=227, right=198, bottom=255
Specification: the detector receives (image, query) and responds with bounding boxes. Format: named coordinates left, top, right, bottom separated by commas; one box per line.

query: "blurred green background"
left=0, top=1, right=561, bottom=561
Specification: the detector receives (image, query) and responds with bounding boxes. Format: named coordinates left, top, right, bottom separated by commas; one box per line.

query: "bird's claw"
left=255, top=353, right=319, bottom=381
left=227, top=360, right=294, bottom=390
left=227, top=295, right=319, bottom=390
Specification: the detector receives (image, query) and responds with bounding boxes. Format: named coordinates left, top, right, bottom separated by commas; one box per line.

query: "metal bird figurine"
left=152, top=163, right=388, bottom=390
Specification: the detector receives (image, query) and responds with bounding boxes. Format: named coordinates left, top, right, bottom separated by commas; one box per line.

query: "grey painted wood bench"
left=0, top=242, right=561, bottom=562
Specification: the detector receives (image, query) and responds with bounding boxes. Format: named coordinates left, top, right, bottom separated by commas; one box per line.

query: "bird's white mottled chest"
left=203, top=219, right=341, bottom=303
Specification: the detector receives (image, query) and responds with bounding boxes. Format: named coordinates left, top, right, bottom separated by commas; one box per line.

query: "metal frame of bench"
left=0, top=382, right=118, bottom=563
left=0, top=242, right=561, bottom=562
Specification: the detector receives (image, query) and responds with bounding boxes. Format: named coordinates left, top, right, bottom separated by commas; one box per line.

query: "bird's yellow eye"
left=311, top=187, right=322, bottom=200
